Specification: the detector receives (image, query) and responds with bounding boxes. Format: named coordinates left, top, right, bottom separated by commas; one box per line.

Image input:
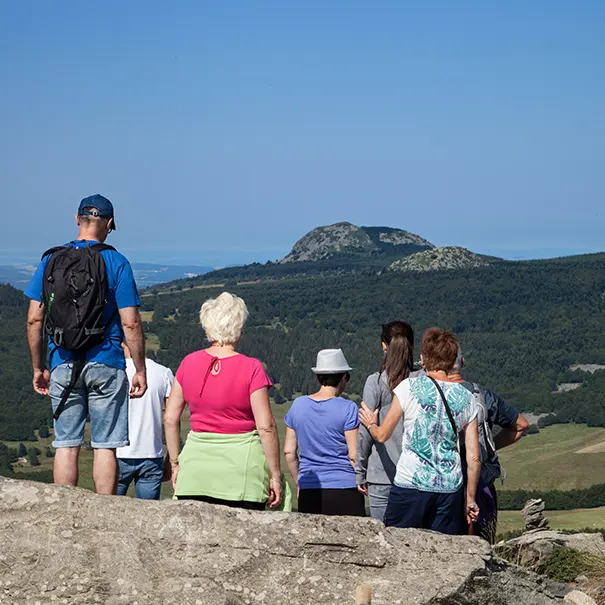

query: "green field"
left=497, top=424, right=605, bottom=492
left=499, top=507, right=605, bottom=534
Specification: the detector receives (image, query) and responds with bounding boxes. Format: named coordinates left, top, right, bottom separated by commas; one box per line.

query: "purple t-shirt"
left=285, top=395, right=359, bottom=489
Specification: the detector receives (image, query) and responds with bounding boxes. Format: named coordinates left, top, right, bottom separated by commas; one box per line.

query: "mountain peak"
left=280, top=223, right=433, bottom=263
left=389, top=246, right=490, bottom=272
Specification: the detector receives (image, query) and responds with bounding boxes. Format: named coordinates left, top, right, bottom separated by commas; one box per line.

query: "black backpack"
left=41, top=241, right=117, bottom=418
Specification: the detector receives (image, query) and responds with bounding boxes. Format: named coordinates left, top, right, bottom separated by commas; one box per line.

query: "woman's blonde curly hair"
left=199, top=292, right=249, bottom=346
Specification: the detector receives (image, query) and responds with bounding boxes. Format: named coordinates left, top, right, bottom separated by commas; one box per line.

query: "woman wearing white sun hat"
left=283, top=349, right=365, bottom=516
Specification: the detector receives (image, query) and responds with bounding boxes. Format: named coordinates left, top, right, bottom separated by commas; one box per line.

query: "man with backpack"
left=448, top=347, right=529, bottom=542
left=25, top=195, right=147, bottom=495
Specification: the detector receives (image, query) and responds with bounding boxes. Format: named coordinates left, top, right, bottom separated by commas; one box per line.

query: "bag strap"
left=89, top=243, right=117, bottom=252
left=427, top=376, right=459, bottom=444
left=41, top=242, right=116, bottom=260
left=375, top=372, right=383, bottom=414
left=41, top=246, right=67, bottom=260
left=53, top=356, right=86, bottom=420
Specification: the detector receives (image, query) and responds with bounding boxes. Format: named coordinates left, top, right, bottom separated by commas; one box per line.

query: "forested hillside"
left=0, top=285, right=49, bottom=440
left=3, top=253, right=605, bottom=441
left=144, top=253, right=605, bottom=424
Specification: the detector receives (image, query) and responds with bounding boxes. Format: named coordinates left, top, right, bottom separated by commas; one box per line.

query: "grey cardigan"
left=355, top=369, right=422, bottom=485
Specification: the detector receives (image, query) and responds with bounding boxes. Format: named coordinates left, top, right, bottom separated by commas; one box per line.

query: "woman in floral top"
left=359, top=328, right=481, bottom=534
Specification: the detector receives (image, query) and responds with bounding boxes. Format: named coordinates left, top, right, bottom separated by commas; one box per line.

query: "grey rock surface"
left=498, top=530, right=605, bottom=561
left=0, top=477, right=570, bottom=605
left=522, top=498, right=550, bottom=531
left=564, top=590, right=598, bottom=605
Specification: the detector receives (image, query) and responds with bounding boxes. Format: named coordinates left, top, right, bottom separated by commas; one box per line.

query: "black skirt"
left=298, top=488, right=366, bottom=516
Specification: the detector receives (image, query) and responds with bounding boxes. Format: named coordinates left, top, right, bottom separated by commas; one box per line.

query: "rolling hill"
left=3, top=224, right=605, bottom=500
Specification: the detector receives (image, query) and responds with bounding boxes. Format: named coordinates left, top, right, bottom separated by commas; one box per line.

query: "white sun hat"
left=312, top=349, right=353, bottom=374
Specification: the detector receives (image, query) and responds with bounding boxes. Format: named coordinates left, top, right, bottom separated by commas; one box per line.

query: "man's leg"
left=49, top=363, right=88, bottom=486
left=116, top=458, right=134, bottom=496
left=93, top=449, right=118, bottom=495
left=53, top=446, right=80, bottom=486
left=85, top=363, right=129, bottom=495
left=133, top=458, right=164, bottom=500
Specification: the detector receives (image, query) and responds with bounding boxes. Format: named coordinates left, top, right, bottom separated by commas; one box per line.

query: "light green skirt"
left=175, top=430, right=292, bottom=511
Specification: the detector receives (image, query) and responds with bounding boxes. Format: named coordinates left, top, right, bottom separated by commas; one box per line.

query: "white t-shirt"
left=116, top=358, right=174, bottom=459
left=393, top=375, right=478, bottom=493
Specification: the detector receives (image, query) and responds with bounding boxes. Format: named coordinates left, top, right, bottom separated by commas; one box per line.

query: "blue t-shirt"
left=24, top=240, right=140, bottom=372
left=285, top=395, right=359, bottom=489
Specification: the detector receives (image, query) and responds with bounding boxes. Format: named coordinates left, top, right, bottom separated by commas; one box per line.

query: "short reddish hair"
left=421, top=328, right=459, bottom=372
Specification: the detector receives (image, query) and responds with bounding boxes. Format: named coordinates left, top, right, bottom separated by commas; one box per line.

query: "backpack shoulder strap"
left=89, top=243, right=117, bottom=253
left=41, top=245, right=68, bottom=260
left=427, top=376, right=458, bottom=438
left=375, top=372, right=384, bottom=413
left=471, top=382, right=487, bottom=421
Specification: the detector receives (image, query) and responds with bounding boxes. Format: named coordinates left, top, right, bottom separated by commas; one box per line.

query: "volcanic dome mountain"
left=279, top=222, right=434, bottom=263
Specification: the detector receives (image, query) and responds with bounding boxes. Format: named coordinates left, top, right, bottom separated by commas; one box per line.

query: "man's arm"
left=27, top=300, right=50, bottom=395
left=119, top=306, right=147, bottom=397
left=484, top=388, right=530, bottom=450
left=494, top=414, right=530, bottom=449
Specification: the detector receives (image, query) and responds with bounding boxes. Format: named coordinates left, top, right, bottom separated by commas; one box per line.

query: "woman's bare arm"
left=463, top=418, right=481, bottom=522
left=344, top=428, right=359, bottom=469
left=359, top=396, right=403, bottom=443
left=163, top=379, right=186, bottom=487
left=283, top=427, right=299, bottom=485
left=251, top=387, right=282, bottom=507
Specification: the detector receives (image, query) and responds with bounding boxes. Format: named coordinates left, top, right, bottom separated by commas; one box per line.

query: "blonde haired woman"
left=165, top=292, right=284, bottom=509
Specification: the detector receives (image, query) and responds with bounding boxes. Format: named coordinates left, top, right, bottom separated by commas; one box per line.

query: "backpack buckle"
left=53, top=328, right=64, bottom=347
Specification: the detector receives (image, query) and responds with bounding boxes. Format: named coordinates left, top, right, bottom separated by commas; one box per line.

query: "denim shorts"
left=49, top=361, right=129, bottom=449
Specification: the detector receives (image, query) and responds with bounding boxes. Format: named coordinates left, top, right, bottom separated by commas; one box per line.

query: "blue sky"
left=0, top=1, right=603, bottom=263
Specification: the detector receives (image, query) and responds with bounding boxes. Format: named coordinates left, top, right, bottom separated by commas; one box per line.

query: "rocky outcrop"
left=389, top=246, right=491, bottom=272
left=496, top=530, right=605, bottom=565
left=0, top=477, right=576, bottom=604
left=523, top=498, right=550, bottom=531
left=279, top=222, right=433, bottom=263
left=495, top=530, right=605, bottom=604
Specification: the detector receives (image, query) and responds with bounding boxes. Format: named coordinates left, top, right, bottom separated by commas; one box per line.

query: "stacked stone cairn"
left=522, top=498, right=550, bottom=531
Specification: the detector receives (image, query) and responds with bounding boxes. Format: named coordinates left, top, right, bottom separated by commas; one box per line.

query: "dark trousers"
left=298, top=488, right=366, bottom=516
left=384, top=484, right=464, bottom=535
left=470, top=482, right=498, bottom=543
left=176, top=495, right=265, bottom=510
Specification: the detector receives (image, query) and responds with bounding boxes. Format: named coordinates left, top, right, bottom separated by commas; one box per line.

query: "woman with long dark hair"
left=359, top=328, right=480, bottom=535
left=356, top=321, right=419, bottom=521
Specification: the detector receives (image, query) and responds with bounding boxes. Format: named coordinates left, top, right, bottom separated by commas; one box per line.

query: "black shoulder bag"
left=426, top=376, right=459, bottom=446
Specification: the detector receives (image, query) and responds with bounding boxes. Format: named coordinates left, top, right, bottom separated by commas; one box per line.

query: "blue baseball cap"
left=77, top=194, right=117, bottom=230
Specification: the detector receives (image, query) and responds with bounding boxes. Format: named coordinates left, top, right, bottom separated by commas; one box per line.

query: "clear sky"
left=1, top=1, right=603, bottom=263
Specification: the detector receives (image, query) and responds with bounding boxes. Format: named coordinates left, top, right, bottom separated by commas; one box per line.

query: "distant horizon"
left=0, top=244, right=602, bottom=270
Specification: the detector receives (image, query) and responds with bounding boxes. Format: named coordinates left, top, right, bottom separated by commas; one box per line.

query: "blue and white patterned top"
left=393, top=376, right=478, bottom=493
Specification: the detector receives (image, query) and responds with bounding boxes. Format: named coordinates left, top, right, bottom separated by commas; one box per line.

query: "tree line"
left=499, top=482, right=605, bottom=511
left=3, top=253, right=605, bottom=441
